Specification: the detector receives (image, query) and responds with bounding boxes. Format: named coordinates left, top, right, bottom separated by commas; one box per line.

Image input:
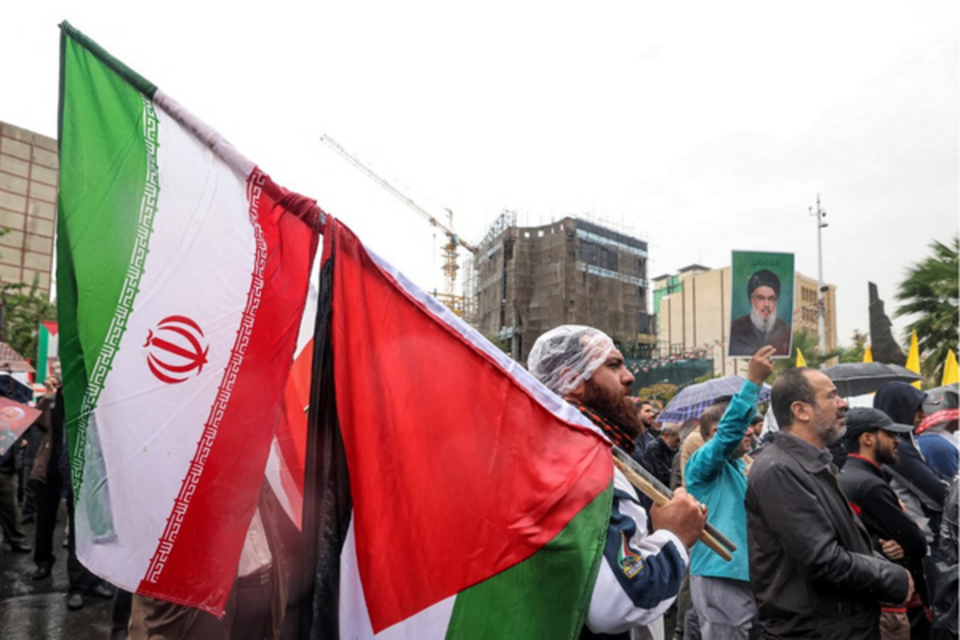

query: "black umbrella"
left=822, top=362, right=924, bottom=397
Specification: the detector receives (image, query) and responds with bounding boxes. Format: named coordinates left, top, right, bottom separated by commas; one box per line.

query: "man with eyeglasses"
left=729, top=269, right=791, bottom=357
left=839, top=407, right=929, bottom=640
left=745, top=369, right=913, bottom=639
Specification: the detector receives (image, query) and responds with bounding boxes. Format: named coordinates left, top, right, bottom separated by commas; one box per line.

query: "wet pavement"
left=0, top=504, right=112, bottom=640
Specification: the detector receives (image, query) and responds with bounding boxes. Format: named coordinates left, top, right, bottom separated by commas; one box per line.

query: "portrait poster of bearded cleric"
left=728, top=251, right=795, bottom=358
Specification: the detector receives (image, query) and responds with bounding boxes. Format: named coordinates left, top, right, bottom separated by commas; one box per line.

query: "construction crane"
left=320, top=135, right=478, bottom=313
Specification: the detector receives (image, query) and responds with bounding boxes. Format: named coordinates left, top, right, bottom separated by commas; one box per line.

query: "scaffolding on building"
left=472, top=212, right=654, bottom=363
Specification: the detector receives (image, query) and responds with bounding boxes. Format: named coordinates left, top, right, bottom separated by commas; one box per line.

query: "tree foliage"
left=837, top=329, right=869, bottom=364
left=772, top=329, right=841, bottom=378
left=895, top=236, right=959, bottom=381
left=1, top=276, right=57, bottom=365
left=637, top=382, right=679, bottom=407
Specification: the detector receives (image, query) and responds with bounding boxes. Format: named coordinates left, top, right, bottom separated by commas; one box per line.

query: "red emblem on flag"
left=144, top=316, right=209, bottom=384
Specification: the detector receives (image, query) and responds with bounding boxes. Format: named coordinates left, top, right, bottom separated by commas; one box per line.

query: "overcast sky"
left=4, top=1, right=957, bottom=355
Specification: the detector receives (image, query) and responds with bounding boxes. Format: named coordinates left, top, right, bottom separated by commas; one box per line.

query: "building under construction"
left=471, top=212, right=655, bottom=363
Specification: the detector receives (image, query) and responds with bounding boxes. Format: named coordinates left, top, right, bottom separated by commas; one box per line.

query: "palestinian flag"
left=57, top=23, right=318, bottom=615
left=301, top=217, right=614, bottom=638
left=36, top=320, right=59, bottom=382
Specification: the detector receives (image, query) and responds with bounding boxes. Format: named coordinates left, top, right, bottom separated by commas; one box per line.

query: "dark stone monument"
left=868, top=282, right=906, bottom=365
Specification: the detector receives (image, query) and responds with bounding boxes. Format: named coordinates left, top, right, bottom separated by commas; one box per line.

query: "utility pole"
left=810, top=195, right=827, bottom=354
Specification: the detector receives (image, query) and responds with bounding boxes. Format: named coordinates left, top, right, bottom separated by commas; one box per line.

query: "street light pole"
left=811, top=195, right=827, bottom=354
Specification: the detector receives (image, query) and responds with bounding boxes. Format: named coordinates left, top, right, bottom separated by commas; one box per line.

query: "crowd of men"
left=528, top=325, right=958, bottom=640
left=1, top=323, right=957, bottom=640
left=0, top=375, right=118, bottom=614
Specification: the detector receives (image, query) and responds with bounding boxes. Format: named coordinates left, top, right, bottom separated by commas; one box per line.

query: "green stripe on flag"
left=445, top=484, right=612, bottom=639
left=58, top=25, right=159, bottom=518
left=59, top=22, right=158, bottom=98
left=36, top=323, right=49, bottom=381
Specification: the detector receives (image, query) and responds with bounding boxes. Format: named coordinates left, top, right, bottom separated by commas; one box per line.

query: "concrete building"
left=0, top=122, right=57, bottom=295
left=472, top=211, right=655, bottom=363
left=654, top=264, right=837, bottom=377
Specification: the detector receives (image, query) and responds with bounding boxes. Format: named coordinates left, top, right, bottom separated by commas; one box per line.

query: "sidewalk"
left=0, top=502, right=113, bottom=640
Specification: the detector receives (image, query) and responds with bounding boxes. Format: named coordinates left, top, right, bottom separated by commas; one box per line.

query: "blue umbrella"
left=660, top=376, right=771, bottom=422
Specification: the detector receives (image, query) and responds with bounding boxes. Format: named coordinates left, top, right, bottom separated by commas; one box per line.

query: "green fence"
left=626, top=358, right=714, bottom=393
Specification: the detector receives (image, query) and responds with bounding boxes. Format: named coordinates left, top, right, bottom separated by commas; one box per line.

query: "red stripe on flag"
left=273, top=337, right=314, bottom=528
left=328, top=219, right=611, bottom=632
left=136, top=170, right=318, bottom=615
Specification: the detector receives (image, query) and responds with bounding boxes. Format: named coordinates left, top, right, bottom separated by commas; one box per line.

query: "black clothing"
left=874, top=382, right=949, bottom=548
left=31, top=475, right=61, bottom=569
left=0, top=469, right=29, bottom=549
left=874, top=383, right=926, bottom=427
left=839, top=455, right=929, bottom=603
left=639, top=437, right=677, bottom=489
left=839, top=455, right=928, bottom=560
left=728, top=315, right=791, bottom=357
left=66, top=478, right=101, bottom=598
left=931, top=476, right=958, bottom=639
left=633, top=429, right=659, bottom=461
left=17, top=423, right=43, bottom=515
left=746, top=432, right=910, bottom=639
left=31, top=389, right=103, bottom=597
left=887, top=443, right=948, bottom=508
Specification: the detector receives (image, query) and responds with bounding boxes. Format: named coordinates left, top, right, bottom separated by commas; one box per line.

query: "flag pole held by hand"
left=612, top=446, right=735, bottom=562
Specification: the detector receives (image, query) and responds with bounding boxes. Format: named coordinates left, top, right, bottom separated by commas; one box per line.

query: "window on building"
left=578, top=240, right=618, bottom=271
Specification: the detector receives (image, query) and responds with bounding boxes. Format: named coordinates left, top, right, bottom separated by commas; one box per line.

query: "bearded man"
left=633, top=400, right=661, bottom=459
left=728, top=269, right=791, bottom=357
left=745, top=368, right=913, bottom=639
left=839, top=408, right=928, bottom=640
left=528, top=325, right=706, bottom=640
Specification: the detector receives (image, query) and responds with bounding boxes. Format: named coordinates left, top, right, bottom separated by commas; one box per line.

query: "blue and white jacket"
left=584, top=467, right=689, bottom=636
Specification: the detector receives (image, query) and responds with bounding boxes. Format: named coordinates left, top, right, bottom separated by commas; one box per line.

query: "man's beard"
left=876, top=439, right=900, bottom=465
left=750, top=307, right=777, bottom=334
left=582, top=380, right=644, bottom=438
left=813, top=408, right=846, bottom=445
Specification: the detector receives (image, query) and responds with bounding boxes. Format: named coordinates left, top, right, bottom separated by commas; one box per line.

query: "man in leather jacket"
left=838, top=407, right=928, bottom=639
left=745, top=368, right=913, bottom=639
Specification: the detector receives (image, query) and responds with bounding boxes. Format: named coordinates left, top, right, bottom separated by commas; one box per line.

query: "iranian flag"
left=302, top=217, right=614, bottom=638
left=57, top=23, right=319, bottom=615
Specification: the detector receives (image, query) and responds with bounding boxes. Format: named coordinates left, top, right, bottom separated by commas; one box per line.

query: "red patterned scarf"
left=568, top=400, right=637, bottom=454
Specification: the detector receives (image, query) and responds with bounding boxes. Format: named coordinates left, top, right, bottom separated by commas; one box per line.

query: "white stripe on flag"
left=340, top=516, right=456, bottom=639
left=264, top=436, right=298, bottom=526
left=75, top=103, right=258, bottom=589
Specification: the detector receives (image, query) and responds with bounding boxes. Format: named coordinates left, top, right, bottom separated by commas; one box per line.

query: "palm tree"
left=837, top=329, right=869, bottom=364
left=895, top=236, right=959, bottom=381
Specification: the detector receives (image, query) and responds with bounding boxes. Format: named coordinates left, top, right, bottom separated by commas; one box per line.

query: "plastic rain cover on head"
left=526, top=325, right=616, bottom=397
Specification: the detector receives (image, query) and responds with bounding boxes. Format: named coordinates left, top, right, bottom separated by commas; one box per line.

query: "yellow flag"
left=943, top=349, right=959, bottom=386
left=796, top=349, right=807, bottom=367
left=906, top=331, right=922, bottom=389
left=862, top=345, right=873, bottom=363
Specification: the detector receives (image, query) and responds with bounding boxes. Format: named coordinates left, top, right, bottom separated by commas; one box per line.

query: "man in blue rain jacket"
left=685, top=346, right=773, bottom=639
